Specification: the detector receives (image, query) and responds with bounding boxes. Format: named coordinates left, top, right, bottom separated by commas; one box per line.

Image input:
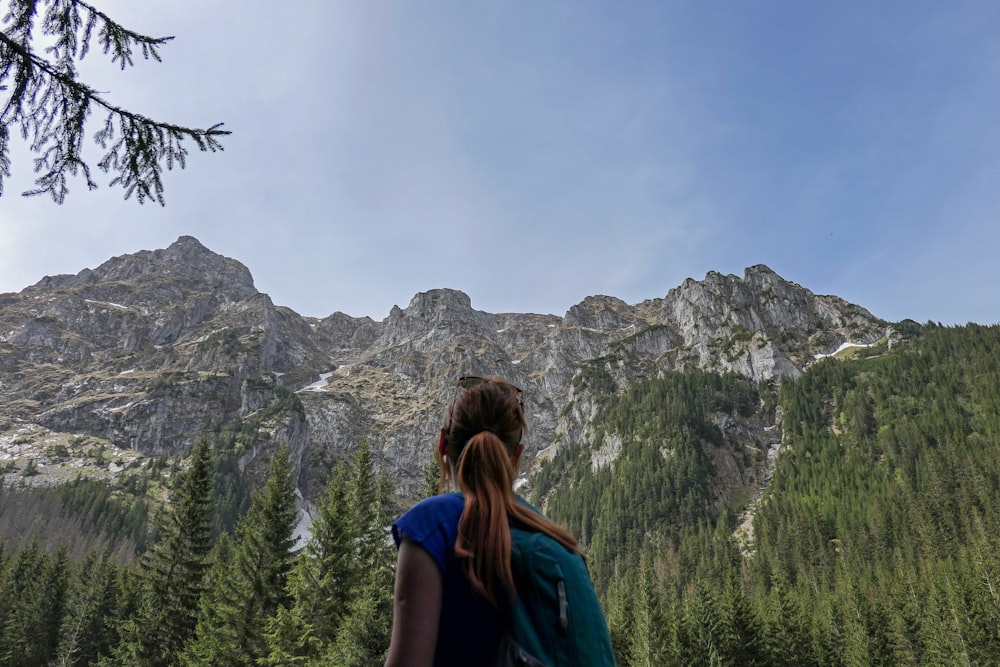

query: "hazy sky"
left=2, top=1, right=999, bottom=325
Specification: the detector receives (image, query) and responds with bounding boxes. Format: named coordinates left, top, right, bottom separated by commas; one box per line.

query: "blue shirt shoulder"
left=392, top=493, right=465, bottom=574
left=392, top=493, right=501, bottom=666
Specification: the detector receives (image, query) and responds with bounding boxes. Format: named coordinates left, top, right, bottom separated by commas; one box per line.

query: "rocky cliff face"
left=0, top=237, right=889, bottom=501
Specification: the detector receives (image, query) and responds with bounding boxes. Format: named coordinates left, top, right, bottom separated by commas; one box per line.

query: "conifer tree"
left=602, top=572, right=637, bottom=666
left=177, top=533, right=234, bottom=667
left=0, top=539, right=15, bottom=655
left=370, top=467, right=397, bottom=579
left=1, top=541, right=70, bottom=666
left=716, top=573, right=765, bottom=666
left=0, top=540, right=44, bottom=662
left=0, top=0, right=228, bottom=203
left=627, top=557, right=675, bottom=666
left=300, top=460, right=356, bottom=635
left=54, top=549, right=123, bottom=667
left=326, top=582, right=393, bottom=667
left=258, top=603, right=320, bottom=667
left=262, top=460, right=355, bottom=662
left=114, top=439, right=215, bottom=666
left=327, top=442, right=396, bottom=665
left=181, top=446, right=298, bottom=666
left=348, top=440, right=380, bottom=571
left=762, top=576, right=811, bottom=666
left=679, top=582, right=726, bottom=665
left=421, top=454, right=440, bottom=498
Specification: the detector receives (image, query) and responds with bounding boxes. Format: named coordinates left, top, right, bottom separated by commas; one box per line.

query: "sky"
left=2, top=1, right=999, bottom=325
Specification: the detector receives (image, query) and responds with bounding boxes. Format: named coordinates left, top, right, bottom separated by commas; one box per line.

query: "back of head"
left=442, top=377, right=524, bottom=473
left=441, top=376, right=580, bottom=609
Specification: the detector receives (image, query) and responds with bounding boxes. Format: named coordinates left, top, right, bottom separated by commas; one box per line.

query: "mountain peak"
left=166, top=234, right=211, bottom=256
left=744, top=264, right=778, bottom=278
left=397, top=289, right=474, bottom=318
left=86, top=236, right=257, bottom=297
left=564, top=295, right=634, bottom=329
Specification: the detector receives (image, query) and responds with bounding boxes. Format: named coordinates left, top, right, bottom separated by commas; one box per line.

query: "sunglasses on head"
left=458, top=376, right=524, bottom=405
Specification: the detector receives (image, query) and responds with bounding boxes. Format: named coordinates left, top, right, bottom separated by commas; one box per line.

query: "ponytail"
left=454, top=432, right=516, bottom=607
left=444, top=378, right=583, bottom=609
left=454, top=434, right=582, bottom=609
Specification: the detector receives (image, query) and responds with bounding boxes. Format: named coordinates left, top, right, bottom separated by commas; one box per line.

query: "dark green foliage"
left=260, top=461, right=355, bottom=665
left=295, top=461, right=356, bottom=639
left=256, top=441, right=396, bottom=665
left=421, top=454, right=440, bottom=499
left=2, top=324, right=999, bottom=665
left=325, top=578, right=394, bottom=667
left=0, top=476, right=149, bottom=559
left=113, top=439, right=215, bottom=665
left=349, top=441, right=396, bottom=579
left=537, top=325, right=1000, bottom=664
left=0, top=0, right=228, bottom=203
left=0, top=541, right=70, bottom=666
left=716, top=574, right=765, bottom=666
left=202, top=389, right=307, bottom=540
left=533, top=369, right=764, bottom=592
left=0, top=437, right=398, bottom=666
left=325, top=441, right=396, bottom=665
left=572, top=357, right=619, bottom=395
left=54, top=550, right=126, bottom=667
left=207, top=440, right=254, bottom=539
left=182, top=446, right=298, bottom=665
left=177, top=534, right=235, bottom=667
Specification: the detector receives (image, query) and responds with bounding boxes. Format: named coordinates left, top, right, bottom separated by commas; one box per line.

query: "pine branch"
left=0, top=0, right=229, bottom=204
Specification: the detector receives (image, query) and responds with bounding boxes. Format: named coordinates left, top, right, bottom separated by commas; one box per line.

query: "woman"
left=384, top=376, right=613, bottom=667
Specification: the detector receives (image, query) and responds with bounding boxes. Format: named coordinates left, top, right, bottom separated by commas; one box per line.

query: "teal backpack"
left=497, top=525, right=617, bottom=666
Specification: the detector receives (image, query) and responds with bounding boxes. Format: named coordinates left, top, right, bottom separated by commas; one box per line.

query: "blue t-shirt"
left=392, top=493, right=502, bottom=666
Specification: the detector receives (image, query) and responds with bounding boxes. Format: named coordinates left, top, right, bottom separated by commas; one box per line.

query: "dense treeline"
left=534, top=368, right=767, bottom=593
left=4, top=324, right=1000, bottom=665
left=0, top=477, right=150, bottom=561
left=538, top=324, right=1000, bottom=665
left=0, top=441, right=397, bottom=666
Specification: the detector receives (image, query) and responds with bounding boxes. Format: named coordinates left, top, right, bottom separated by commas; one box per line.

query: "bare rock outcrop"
left=0, top=238, right=888, bottom=500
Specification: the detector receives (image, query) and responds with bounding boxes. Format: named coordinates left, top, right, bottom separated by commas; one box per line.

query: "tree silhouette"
left=0, top=0, right=228, bottom=204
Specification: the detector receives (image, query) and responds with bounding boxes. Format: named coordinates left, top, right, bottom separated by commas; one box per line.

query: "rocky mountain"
left=0, top=236, right=890, bottom=503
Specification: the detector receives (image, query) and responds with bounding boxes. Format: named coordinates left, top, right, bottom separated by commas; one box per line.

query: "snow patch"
left=292, top=488, right=312, bottom=549
left=85, top=299, right=129, bottom=310
left=814, top=341, right=871, bottom=360
left=298, top=372, right=333, bottom=393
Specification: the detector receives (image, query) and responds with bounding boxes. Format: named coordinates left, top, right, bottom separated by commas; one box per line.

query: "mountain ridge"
left=0, top=236, right=890, bottom=502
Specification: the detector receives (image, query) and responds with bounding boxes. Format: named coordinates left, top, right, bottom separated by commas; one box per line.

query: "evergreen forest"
left=0, top=441, right=398, bottom=666
left=1, top=323, right=999, bottom=665
left=533, top=323, right=1000, bottom=665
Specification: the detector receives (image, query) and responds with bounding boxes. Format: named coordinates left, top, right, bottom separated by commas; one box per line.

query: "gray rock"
left=0, top=239, right=888, bottom=501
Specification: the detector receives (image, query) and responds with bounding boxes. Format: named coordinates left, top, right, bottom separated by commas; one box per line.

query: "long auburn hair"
left=440, top=378, right=581, bottom=608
